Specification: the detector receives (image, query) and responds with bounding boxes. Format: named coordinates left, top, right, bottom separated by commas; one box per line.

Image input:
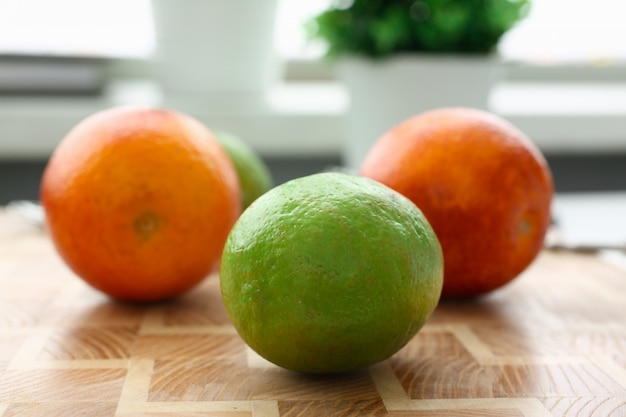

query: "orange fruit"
left=213, top=130, right=273, bottom=209
left=220, top=172, right=443, bottom=374
left=360, top=107, right=554, bottom=298
left=40, top=106, right=241, bottom=302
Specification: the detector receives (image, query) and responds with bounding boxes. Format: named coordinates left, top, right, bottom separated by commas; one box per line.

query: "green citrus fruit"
left=213, top=130, right=273, bottom=209
left=220, top=172, right=443, bottom=374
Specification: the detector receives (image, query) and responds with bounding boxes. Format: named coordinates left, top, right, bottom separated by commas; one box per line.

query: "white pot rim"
left=338, top=52, right=502, bottom=66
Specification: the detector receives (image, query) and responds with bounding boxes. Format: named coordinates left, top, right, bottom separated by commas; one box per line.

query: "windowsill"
left=0, top=78, right=625, bottom=159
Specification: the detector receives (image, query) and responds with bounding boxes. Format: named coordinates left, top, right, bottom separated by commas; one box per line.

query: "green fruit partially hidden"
left=220, top=172, right=443, bottom=374
left=214, top=130, right=273, bottom=209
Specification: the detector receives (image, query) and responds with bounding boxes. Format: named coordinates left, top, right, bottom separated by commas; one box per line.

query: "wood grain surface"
left=1, top=210, right=625, bottom=416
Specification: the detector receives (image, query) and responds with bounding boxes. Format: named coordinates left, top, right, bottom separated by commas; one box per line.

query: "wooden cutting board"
left=1, top=210, right=625, bottom=417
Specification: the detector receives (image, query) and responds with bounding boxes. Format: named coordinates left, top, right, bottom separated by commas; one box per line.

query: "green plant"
left=307, top=0, right=530, bottom=58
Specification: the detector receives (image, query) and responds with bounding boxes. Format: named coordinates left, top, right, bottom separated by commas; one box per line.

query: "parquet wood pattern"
left=1, top=211, right=625, bottom=416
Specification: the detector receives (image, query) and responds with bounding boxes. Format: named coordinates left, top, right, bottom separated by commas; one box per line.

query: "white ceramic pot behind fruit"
left=338, top=54, right=498, bottom=169
left=151, top=0, right=281, bottom=110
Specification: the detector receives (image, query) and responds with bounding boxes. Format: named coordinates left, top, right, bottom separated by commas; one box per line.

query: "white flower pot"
left=151, top=0, right=281, bottom=109
left=338, top=54, right=499, bottom=169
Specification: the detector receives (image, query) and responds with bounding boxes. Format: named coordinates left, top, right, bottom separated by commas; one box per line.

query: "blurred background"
left=0, top=0, right=625, bottom=208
